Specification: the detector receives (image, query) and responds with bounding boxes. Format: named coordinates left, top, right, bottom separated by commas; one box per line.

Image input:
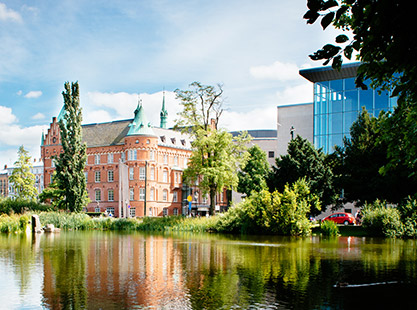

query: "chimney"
left=210, top=118, right=216, bottom=130
left=4, top=165, right=7, bottom=169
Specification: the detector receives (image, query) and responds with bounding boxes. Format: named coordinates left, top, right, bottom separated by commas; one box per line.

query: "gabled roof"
left=82, top=119, right=131, bottom=147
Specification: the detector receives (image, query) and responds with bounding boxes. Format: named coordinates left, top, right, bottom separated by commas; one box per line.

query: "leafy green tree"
left=268, top=135, right=336, bottom=215
left=334, top=108, right=416, bottom=205
left=9, top=146, right=37, bottom=201
left=175, top=82, right=250, bottom=215
left=54, top=82, right=88, bottom=212
left=237, top=145, right=270, bottom=197
left=304, top=0, right=417, bottom=102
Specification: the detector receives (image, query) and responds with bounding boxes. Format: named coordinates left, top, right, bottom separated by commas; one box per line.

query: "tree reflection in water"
left=0, top=232, right=416, bottom=309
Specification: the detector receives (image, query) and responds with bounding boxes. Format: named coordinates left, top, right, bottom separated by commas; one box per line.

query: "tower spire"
left=160, top=90, right=168, bottom=128
left=159, top=89, right=168, bottom=128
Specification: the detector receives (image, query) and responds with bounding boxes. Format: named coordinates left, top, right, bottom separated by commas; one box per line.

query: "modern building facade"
left=276, top=102, right=314, bottom=155
left=299, top=62, right=397, bottom=153
left=230, top=129, right=277, bottom=166
left=41, top=96, right=229, bottom=217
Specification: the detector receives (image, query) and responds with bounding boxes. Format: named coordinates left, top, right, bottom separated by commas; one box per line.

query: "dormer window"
left=171, top=138, right=176, bottom=144
left=181, top=139, right=186, bottom=146
left=160, top=136, right=166, bottom=143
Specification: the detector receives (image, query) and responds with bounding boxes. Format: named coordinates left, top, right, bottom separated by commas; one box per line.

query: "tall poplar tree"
left=54, top=82, right=88, bottom=212
left=175, top=82, right=250, bottom=215
left=9, top=145, right=37, bottom=201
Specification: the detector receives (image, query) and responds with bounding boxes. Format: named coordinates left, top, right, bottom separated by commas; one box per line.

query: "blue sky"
left=0, top=0, right=340, bottom=166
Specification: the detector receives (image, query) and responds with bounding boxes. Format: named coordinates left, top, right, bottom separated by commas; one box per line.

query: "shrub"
left=0, top=198, right=52, bottom=214
left=0, top=214, right=20, bottom=233
left=397, top=197, right=417, bottom=238
left=213, top=178, right=317, bottom=236
left=361, top=200, right=403, bottom=237
left=320, top=220, right=339, bottom=236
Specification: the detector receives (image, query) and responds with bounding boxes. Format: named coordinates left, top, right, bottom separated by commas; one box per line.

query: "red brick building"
left=41, top=96, right=230, bottom=217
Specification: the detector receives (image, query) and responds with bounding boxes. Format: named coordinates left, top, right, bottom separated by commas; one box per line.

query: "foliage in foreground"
left=320, top=220, right=339, bottom=237
left=361, top=200, right=403, bottom=238
left=361, top=197, right=417, bottom=238
left=214, top=179, right=319, bottom=236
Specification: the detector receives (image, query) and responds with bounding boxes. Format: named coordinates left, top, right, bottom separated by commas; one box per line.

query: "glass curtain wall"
left=313, top=77, right=396, bottom=153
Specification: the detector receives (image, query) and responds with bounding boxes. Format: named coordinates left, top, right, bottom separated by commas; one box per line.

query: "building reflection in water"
left=41, top=232, right=191, bottom=309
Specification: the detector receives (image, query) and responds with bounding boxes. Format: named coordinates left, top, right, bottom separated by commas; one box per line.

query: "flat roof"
left=230, top=129, right=277, bottom=138
left=299, top=62, right=360, bottom=83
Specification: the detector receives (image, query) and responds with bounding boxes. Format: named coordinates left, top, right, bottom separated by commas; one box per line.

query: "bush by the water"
left=361, top=200, right=403, bottom=237
left=320, top=220, right=339, bottom=236
left=213, top=179, right=319, bottom=236
left=397, top=197, right=417, bottom=238
left=0, top=198, right=52, bottom=214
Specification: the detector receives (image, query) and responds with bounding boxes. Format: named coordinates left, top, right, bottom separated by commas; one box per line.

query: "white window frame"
left=95, top=171, right=101, bottom=183
left=150, top=167, right=155, bottom=180
left=173, top=191, right=177, bottom=202
left=162, top=189, right=168, bottom=202
left=150, top=188, right=154, bottom=201
left=95, top=189, right=101, bottom=201
left=128, top=149, right=137, bottom=161
left=139, top=188, right=145, bottom=201
left=95, top=154, right=100, bottom=165
left=129, top=167, right=134, bottom=180
left=130, top=188, right=134, bottom=200
left=108, top=189, right=114, bottom=201
left=163, top=170, right=168, bottom=183
left=108, top=170, right=114, bottom=182
left=108, top=153, right=113, bottom=164
left=163, top=208, right=168, bottom=216
left=130, top=207, right=136, bottom=217
left=139, top=166, right=145, bottom=180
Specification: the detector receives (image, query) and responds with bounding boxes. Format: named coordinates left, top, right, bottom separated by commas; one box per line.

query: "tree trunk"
left=209, top=187, right=216, bottom=216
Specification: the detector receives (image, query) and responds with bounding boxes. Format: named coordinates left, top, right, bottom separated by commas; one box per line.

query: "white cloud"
left=221, top=106, right=277, bottom=131
left=0, top=105, right=47, bottom=166
left=0, top=106, right=17, bottom=125
left=24, top=91, right=43, bottom=98
left=32, top=112, right=45, bottom=120
left=16, top=90, right=22, bottom=96
left=276, top=82, right=313, bottom=106
left=250, top=61, right=300, bottom=81
left=0, top=3, right=22, bottom=23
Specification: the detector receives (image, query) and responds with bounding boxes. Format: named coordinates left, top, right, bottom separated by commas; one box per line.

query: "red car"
left=322, top=212, right=356, bottom=225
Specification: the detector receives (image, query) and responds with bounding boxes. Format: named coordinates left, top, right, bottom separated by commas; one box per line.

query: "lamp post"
left=290, top=126, right=295, bottom=140
left=144, top=160, right=147, bottom=217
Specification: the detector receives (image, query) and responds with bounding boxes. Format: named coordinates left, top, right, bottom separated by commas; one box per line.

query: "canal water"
left=0, top=231, right=416, bottom=309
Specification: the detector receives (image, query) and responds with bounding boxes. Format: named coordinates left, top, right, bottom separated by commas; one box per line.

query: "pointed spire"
left=127, top=98, right=156, bottom=136
left=41, top=130, right=45, bottom=146
left=160, top=90, right=168, bottom=128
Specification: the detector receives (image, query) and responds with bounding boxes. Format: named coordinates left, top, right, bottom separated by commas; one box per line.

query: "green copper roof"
left=57, top=105, right=66, bottom=122
left=41, top=131, right=45, bottom=146
left=127, top=101, right=156, bottom=136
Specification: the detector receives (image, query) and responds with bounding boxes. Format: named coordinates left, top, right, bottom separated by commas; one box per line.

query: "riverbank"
left=0, top=211, right=373, bottom=237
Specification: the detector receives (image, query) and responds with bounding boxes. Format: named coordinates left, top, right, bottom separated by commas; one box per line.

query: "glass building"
left=300, top=62, right=397, bottom=153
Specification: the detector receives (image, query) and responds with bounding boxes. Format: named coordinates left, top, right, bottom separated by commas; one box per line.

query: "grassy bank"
left=0, top=211, right=219, bottom=234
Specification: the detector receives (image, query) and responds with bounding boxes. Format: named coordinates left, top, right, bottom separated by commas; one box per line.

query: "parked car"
left=322, top=212, right=356, bottom=225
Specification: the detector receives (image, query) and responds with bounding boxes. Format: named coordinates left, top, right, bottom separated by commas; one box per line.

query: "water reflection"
left=0, top=232, right=416, bottom=309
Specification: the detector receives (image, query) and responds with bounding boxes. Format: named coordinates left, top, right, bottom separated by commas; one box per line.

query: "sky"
left=0, top=0, right=341, bottom=167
